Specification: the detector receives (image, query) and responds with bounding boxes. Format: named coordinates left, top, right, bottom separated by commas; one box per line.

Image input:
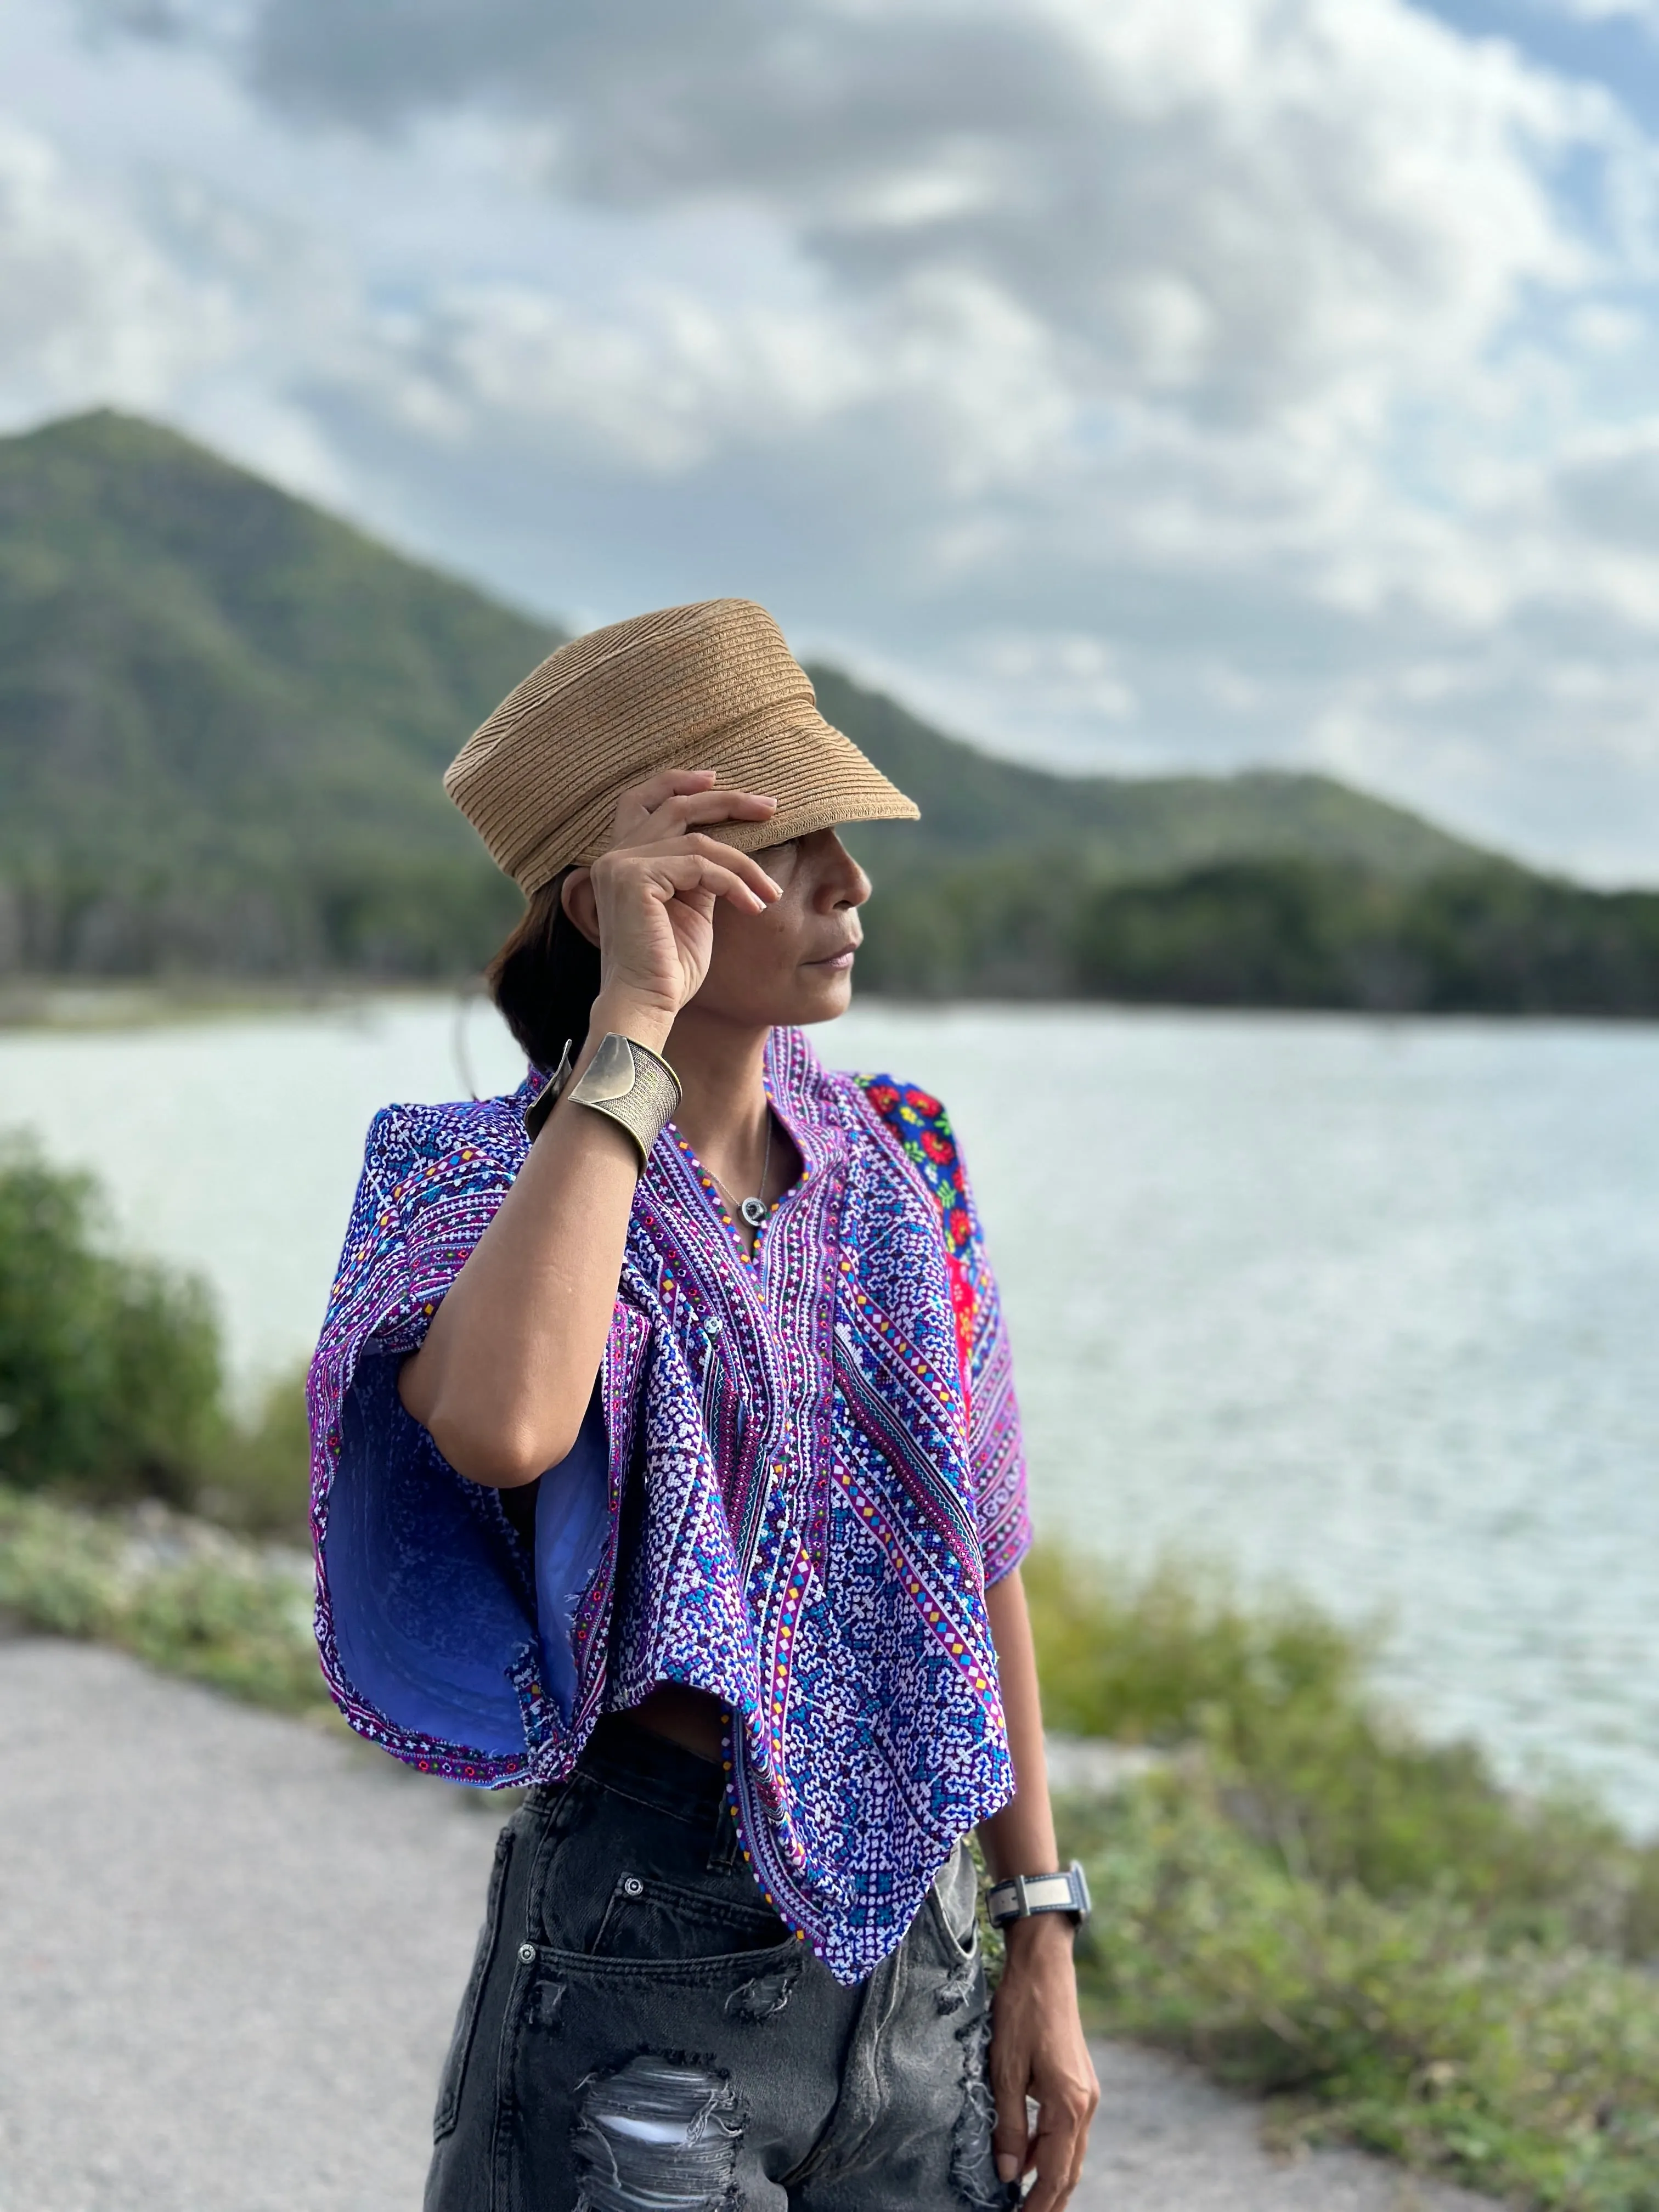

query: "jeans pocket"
left=589, top=1869, right=792, bottom=1963
left=928, top=1840, right=981, bottom=1967
left=432, top=1822, right=514, bottom=2143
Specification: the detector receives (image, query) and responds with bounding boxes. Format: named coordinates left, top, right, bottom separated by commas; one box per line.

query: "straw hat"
left=444, top=598, right=919, bottom=894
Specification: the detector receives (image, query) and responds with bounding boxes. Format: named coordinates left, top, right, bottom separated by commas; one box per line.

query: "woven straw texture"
left=444, top=599, right=919, bottom=893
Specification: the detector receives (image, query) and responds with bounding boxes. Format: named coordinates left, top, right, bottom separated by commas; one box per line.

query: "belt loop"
left=706, top=1786, right=742, bottom=1872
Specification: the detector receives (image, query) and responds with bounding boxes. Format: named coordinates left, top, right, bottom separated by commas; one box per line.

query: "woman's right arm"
left=396, top=770, right=778, bottom=1486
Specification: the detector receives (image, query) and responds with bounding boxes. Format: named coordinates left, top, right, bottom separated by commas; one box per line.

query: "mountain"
left=0, top=410, right=562, bottom=973
left=7, top=407, right=1651, bottom=1015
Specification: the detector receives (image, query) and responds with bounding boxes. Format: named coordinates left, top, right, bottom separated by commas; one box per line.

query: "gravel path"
left=0, top=1641, right=1498, bottom=2211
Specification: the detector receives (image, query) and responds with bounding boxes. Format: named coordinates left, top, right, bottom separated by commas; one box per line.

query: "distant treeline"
left=7, top=850, right=1659, bottom=1017
left=854, top=854, right=1659, bottom=1016
left=0, top=860, right=520, bottom=983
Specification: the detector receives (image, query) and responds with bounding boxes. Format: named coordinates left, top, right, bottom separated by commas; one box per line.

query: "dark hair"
left=486, top=870, right=601, bottom=1074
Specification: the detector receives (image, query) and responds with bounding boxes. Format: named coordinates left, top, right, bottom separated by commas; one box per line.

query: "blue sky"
left=1421, top=3, right=1659, bottom=128
left=6, top=0, right=1659, bottom=879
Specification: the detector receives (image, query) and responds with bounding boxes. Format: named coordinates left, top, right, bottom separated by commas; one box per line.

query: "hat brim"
left=691, top=713, right=919, bottom=858
left=518, top=705, right=918, bottom=887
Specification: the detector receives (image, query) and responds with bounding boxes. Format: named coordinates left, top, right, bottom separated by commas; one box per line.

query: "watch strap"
left=986, top=1860, right=1091, bottom=1928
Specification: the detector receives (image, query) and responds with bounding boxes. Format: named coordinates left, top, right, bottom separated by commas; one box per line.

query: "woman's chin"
left=787, top=967, right=857, bottom=1025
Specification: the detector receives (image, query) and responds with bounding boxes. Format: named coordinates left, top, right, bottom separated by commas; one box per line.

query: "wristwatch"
left=986, top=1860, right=1092, bottom=1931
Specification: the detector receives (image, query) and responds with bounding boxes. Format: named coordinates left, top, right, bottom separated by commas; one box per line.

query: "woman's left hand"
left=988, top=1915, right=1099, bottom=2208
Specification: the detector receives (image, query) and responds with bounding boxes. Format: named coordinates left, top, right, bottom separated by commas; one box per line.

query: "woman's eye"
left=757, top=840, right=798, bottom=881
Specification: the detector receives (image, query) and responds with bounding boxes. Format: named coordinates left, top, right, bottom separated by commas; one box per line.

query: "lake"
left=4, top=996, right=1657, bottom=1830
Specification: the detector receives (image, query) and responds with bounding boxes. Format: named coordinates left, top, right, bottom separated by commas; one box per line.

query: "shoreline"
left=8, top=976, right=1659, bottom=1034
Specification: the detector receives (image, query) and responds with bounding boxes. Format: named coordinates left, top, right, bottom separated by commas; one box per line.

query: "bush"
left=0, top=1141, right=315, bottom=1533
left=0, top=1140, right=224, bottom=1504
left=1026, top=1545, right=1364, bottom=1747
left=197, top=1363, right=313, bottom=1539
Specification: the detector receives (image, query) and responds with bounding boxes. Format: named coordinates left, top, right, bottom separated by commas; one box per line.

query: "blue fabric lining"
left=533, top=1398, right=613, bottom=1720
left=323, top=1355, right=610, bottom=1756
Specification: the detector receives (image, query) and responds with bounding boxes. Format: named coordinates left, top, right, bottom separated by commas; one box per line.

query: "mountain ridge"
left=2, top=409, right=1609, bottom=1006
left=806, top=663, right=1496, bottom=884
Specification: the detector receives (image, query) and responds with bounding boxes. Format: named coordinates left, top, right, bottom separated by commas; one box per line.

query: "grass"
left=1063, top=1773, right=1659, bottom=2208
left=0, top=1485, right=325, bottom=1714
left=1028, top=1546, right=1659, bottom=2210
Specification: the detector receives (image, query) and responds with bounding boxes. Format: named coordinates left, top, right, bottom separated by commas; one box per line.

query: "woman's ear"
left=561, top=867, right=601, bottom=949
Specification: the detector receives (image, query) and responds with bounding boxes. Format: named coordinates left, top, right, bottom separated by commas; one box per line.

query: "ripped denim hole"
left=936, top=1956, right=978, bottom=2016
left=725, top=1956, right=802, bottom=2022
left=573, top=2054, right=742, bottom=2212
left=950, top=2013, right=1015, bottom=2210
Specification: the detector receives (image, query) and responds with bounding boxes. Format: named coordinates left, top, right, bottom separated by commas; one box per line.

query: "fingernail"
left=995, top=2154, right=1018, bottom=2183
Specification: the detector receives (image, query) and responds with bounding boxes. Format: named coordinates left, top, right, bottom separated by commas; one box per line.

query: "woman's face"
left=690, top=827, right=871, bottom=1031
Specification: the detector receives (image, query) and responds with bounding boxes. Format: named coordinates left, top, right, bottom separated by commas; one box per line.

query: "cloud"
left=239, top=0, right=1591, bottom=418
left=10, top=0, right=1659, bottom=878
left=221, top=0, right=1612, bottom=539
left=0, top=117, right=229, bottom=418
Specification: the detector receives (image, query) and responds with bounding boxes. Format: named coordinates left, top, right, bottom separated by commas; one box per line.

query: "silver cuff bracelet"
left=523, top=1032, right=681, bottom=1165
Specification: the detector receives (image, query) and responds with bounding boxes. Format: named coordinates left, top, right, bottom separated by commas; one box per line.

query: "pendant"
left=740, top=1195, right=767, bottom=1228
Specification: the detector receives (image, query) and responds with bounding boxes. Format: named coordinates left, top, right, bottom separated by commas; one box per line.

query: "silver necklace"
left=708, top=1111, right=774, bottom=1230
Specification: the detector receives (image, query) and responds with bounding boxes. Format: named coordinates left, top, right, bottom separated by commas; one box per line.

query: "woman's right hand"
left=573, top=769, right=781, bottom=1040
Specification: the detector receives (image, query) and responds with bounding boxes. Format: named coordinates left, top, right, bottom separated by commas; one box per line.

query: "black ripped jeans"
left=425, top=1716, right=1014, bottom=2211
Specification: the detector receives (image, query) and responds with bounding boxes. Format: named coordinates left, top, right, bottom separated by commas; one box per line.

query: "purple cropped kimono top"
left=308, top=1024, right=1031, bottom=1982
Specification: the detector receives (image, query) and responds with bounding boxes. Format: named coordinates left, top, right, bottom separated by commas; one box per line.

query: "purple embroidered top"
left=308, top=1024, right=1031, bottom=1982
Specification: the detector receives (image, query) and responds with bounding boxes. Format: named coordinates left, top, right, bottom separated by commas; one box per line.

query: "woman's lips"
left=807, top=947, right=857, bottom=970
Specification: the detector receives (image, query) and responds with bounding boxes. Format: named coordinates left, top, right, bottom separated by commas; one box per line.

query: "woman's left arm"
left=978, top=1566, right=1101, bottom=2209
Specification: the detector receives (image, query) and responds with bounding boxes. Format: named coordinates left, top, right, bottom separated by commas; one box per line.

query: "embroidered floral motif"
left=853, top=1076, right=1013, bottom=1444
left=308, top=1027, right=1031, bottom=1983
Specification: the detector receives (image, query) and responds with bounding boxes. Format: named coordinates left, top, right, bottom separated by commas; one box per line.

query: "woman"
left=309, top=600, right=1098, bottom=2211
